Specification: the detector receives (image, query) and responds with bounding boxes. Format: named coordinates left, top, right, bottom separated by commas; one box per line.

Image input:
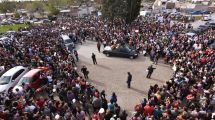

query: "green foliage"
left=101, top=0, right=142, bottom=24
left=0, top=24, right=30, bottom=33
left=0, top=0, right=16, bottom=13
left=25, top=1, right=45, bottom=13
left=47, top=5, right=60, bottom=16
left=48, top=0, right=74, bottom=7
left=126, top=0, right=142, bottom=24
left=101, top=0, right=127, bottom=21
left=14, top=12, right=20, bottom=19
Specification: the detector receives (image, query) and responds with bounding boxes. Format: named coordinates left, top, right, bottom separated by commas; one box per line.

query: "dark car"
left=189, top=29, right=201, bottom=34
left=202, top=11, right=212, bottom=15
left=190, top=11, right=203, bottom=15
left=208, top=23, right=215, bottom=30
left=197, top=25, right=210, bottom=33
left=103, top=46, right=138, bottom=59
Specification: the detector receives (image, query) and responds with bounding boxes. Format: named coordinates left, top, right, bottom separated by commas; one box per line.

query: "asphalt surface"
left=76, top=40, right=173, bottom=113
left=191, top=13, right=215, bottom=29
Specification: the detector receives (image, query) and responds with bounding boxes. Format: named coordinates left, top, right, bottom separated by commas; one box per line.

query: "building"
left=153, top=0, right=179, bottom=10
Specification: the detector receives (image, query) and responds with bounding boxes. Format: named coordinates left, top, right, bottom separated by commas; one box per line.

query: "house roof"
left=166, top=2, right=175, bottom=9
left=194, top=5, right=209, bottom=11
left=208, top=6, right=215, bottom=12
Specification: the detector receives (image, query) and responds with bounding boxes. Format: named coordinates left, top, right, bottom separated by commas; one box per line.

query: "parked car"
left=186, top=31, right=196, bottom=38
left=202, top=15, right=212, bottom=21
left=0, top=66, right=28, bottom=93
left=13, top=67, right=49, bottom=93
left=197, top=25, right=210, bottom=32
left=0, top=37, right=12, bottom=44
left=103, top=46, right=138, bottom=59
left=202, top=11, right=212, bottom=15
left=190, top=11, right=203, bottom=15
left=42, top=19, right=51, bottom=23
left=61, top=35, right=75, bottom=52
left=208, top=22, right=215, bottom=30
left=188, top=28, right=202, bottom=34
left=0, top=66, right=5, bottom=76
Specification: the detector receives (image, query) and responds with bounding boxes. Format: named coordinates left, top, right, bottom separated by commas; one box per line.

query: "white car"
left=186, top=32, right=196, bottom=38
left=61, top=35, right=75, bottom=52
left=0, top=66, right=28, bottom=93
left=0, top=66, right=4, bottom=75
left=203, top=15, right=211, bottom=21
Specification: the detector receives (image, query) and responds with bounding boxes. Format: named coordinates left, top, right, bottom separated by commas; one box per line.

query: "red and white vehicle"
left=13, top=67, right=49, bottom=93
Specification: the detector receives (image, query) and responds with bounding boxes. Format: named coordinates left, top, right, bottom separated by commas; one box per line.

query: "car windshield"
left=124, top=46, right=131, bottom=52
left=0, top=76, right=11, bottom=85
left=125, top=48, right=131, bottom=52
left=17, top=77, right=30, bottom=85
left=64, top=39, right=72, bottom=44
left=199, top=25, right=205, bottom=28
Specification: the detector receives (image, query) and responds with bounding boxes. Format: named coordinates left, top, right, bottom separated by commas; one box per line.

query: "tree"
left=26, top=1, right=45, bottom=13
left=0, top=0, right=16, bottom=13
left=47, top=5, right=60, bottom=16
left=101, top=0, right=127, bottom=22
left=125, top=0, right=142, bottom=24
left=14, top=12, right=20, bottom=19
left=101, top=0, right=142, bottom=24
left=48, top=0, right=74, bottom=7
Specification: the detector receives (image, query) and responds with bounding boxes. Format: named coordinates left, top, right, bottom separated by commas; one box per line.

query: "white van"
left=203, top=15, right=211, bottom=21
left=0, top=66, right=28, bottom=93
left=139, top=11, right=151, bottom=17
left=0, top=37, right=12, bottom=44
left=61, top=35, right=75, bottom=52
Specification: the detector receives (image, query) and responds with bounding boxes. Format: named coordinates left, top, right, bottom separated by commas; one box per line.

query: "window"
left=0, top=76, right=11, bottom=85
left=12, top=69, right=25, bottom=81
left=120, top=48, right=130, bottom=53
left=162, top=2, right=166, bottom=5
left=31, top=72, right=40, bottom=83
left=64, top=39, right=72, bottom=44
left=18, top=77, right=29, bottom=85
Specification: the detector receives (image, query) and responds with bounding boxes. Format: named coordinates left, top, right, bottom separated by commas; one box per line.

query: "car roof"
left=186, top=32, right=196, bottom=36
left=199, top=25, right=207, bottom=27
left=61, top=35, right=70, bottom=41
left=22, top=69, right=42, bottom=78
left=0, top=37, right=10, bottom=41
left=2, top=66, right=26, bottom=77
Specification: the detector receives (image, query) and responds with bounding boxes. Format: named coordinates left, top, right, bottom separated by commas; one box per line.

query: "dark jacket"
left=148, top=66, right=156, bottom=73
left=127, top=74, right=132, bottom=83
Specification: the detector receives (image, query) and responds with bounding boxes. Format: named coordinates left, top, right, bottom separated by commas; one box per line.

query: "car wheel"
left=106, top=53, right=110, bottom=57
left=129, top=56, right=134, bottom=59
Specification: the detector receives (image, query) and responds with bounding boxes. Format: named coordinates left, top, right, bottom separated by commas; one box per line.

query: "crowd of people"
left=0, top=12, right=214, bottom=119
left=62, top=14, right=214, bottom=119
left=125, top=17, right=214, bottom=119
left=76, top=15, right=214, bottom=119
left=0, top=18, right=127, bottom=119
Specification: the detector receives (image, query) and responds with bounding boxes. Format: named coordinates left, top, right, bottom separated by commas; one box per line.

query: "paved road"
left=76, top=41, right=173, bottom=113
left=191, top=13, right=215, bottom=29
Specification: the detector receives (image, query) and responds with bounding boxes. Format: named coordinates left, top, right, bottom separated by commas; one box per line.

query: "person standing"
left=103, top=41, right=107, bottom=48
left=110, top=92, right=117, bottom=103
left=81, top=66, right=89, bottom=79
left=146, top=65, right=156, bottom=79
left=74, top=50, right=79, bottom=62
left=127, top=72, right=132, bottom=88
left=97, top=42, right=101, bottom=52
left=153, top=53, right=159, bottom=65
left=92, top=53, right=97, bottom=65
